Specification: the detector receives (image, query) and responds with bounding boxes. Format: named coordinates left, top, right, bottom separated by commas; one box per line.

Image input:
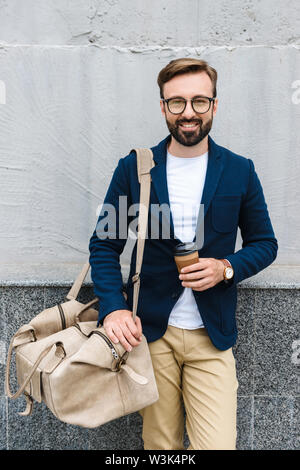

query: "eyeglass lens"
left=168, top=98, right=211, bottom=114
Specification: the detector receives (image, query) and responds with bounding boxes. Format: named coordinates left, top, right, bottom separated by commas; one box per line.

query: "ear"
left=160, top=100, right=166, bottom=116
left=212, top=98, right=218, bottom=117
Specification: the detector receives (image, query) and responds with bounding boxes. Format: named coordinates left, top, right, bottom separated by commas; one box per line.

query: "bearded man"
left=89, top=58, right=278, bottom=450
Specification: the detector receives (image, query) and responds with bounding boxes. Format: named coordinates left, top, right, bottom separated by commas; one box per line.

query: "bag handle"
left=65, top=148, right=154, bottom=322
left=5, top=339, right=65, bottom=416
left=65, top=261, right=91, bottom=301
left=5, top=339, right=65, bottom=401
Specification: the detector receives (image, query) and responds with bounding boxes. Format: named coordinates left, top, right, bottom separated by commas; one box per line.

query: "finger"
left=180, top=268, right=210, bottom=281
left=125, top=317, right=142, bottom=340
left=180, top=262, right=201, bottom=273
left=132, top=316, right=143, bottom=340
left=180, top=259, right=209, bottom=273
left=122, top=323, right=142, bottom=347
left=110, top=325, right=133, bottom=352
left=182, top=276, right=212, bottom=289
left=193, top=280, right=214, bottom=291
left=104, top=325, right=120, bottom=344
left=114, top=323, right=141, bottom=349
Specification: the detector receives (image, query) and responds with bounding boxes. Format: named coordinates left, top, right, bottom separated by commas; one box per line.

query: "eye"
left=167, top=99, right=186, bottom=113
left=194, top=98, right=208, bottom=105
left=192, top=97, right=211, bottom=113
left=170, top=99, right=185, bottom=105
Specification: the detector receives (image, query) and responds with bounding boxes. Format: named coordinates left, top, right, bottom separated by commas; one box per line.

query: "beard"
left=165, top=115, right=213, bottom=147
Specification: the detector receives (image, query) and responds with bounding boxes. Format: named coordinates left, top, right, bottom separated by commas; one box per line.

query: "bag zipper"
left=92, top=331, right=119, bottom=360
left=72, top=324, right=120, bottom=361
left=57, top=304, right=66, bottom=330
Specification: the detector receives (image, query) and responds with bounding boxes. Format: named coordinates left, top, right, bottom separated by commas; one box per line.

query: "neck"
left=167, top=135, right=209, bottom=158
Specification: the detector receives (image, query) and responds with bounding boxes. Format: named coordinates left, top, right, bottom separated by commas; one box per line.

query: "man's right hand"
left=103, top=309, right=143, bottom=352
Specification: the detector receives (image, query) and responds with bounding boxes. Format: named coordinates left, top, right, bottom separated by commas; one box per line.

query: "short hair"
left=157, top=58, right=217, bottom=99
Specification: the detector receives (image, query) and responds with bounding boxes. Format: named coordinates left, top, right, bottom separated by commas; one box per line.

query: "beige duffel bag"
left=5, top=148, right=159, bottom=428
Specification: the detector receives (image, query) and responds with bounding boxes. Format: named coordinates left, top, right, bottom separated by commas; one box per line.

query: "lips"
left=178, top=122, right=200, bottom=131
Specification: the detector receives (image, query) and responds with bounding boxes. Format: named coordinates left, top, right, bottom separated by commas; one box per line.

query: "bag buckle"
left=114, top=352, right=129, bottom=372
left=132, top=273, right=140, bottom=284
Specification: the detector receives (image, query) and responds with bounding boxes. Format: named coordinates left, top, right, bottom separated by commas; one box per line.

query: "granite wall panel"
left=0, top=285, right=298, bottom=450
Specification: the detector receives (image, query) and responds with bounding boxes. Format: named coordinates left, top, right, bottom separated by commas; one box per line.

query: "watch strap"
left=220, top=259, right=232, bottom=269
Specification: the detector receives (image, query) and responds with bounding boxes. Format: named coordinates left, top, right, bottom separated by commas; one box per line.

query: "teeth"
left=181, top=123, right=198, bottom=127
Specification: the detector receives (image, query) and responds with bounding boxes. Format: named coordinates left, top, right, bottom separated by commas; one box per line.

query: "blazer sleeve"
left=225, top=158, right=278, bottom=286
left=89, top=157, right=133, bottom=323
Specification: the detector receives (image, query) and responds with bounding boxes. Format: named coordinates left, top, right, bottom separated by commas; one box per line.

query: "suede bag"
left=5, top=148, right=158, bottom=428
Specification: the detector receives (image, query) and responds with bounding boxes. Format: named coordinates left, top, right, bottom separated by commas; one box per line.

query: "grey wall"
left=0, top=0, right=299, bottom=451
left=0, top=283, right=299, bottom=450
left=0, top=0, right=299, bottom=270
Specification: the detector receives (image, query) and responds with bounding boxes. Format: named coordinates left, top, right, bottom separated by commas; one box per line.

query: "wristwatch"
left=220, top=259, right=234, bottom=282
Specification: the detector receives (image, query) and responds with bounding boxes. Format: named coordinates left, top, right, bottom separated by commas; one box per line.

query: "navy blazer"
left=89, top=134, right=278, bottom=350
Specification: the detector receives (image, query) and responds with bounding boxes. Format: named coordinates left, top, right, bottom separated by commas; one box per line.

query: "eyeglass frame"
left=161, top=95, right=216, bottom=115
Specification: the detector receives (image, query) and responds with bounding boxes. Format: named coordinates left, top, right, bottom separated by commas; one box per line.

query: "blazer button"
left=171, top=292, right=178, bottom=299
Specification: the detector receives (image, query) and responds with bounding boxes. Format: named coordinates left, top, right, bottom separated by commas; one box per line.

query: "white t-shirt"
left=166, top=149, right=208, bottom=329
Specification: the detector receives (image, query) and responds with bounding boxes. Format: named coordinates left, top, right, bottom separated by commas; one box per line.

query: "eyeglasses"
left=161, top=96, right=215, bottom=115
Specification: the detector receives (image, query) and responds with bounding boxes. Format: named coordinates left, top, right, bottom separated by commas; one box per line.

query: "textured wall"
left=0, top=0, right=299, bottom=270
left=0, top=0, right=299, bottom=451
left=0, top=0, right=299, bottom=46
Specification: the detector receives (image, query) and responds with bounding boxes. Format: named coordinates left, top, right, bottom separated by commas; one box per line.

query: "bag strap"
left=65, top=261, right=91, bottom=301
left=65, top=148, right=154, bottom=321
left=130, top=148, right=154, bottom=321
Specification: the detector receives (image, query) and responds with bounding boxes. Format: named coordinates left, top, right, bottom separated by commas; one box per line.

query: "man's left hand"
left=179, top=258, right=224, bottom=292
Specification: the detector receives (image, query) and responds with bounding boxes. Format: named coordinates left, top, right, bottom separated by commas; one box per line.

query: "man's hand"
left=103, top=309, right=143, bottom=352
left=179, top=258, right=224, bottom=291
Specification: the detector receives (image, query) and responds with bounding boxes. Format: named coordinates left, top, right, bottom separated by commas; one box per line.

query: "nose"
left=181, top=100, right=196, bottom=119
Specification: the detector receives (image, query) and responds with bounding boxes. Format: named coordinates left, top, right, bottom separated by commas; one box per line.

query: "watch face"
left=225, top=267, right=234, bottom=279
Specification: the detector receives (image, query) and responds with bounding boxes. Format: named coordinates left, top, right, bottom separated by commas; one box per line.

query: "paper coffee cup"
left=174, top=242, right=199, bottom=273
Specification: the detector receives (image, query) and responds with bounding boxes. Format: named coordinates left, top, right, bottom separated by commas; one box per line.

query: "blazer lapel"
left=150, top=135, right=176, bottom=240
left=193, top=135, right=224, bottom=243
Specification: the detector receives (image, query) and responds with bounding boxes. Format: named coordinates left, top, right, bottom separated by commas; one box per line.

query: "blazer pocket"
left=211, top=195, right=241, bottom=233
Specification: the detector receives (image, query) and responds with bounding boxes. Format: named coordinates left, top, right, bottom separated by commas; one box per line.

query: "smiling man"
left=89, top=58, right=278, bottom=450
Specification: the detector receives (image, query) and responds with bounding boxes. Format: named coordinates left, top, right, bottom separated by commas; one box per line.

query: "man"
left=89, top=58, right=278, bottom=450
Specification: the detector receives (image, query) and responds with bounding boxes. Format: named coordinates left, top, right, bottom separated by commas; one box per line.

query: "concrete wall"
left=0, top=0, right=299, bottom=268
left=0, top=0, right=299, bottom=450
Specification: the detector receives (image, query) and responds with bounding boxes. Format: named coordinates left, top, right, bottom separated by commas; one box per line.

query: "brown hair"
left=157, top=58, right=217, bottom=99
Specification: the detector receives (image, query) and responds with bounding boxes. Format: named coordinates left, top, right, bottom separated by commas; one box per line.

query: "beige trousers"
left=139, top=325, right=238, bottom=450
